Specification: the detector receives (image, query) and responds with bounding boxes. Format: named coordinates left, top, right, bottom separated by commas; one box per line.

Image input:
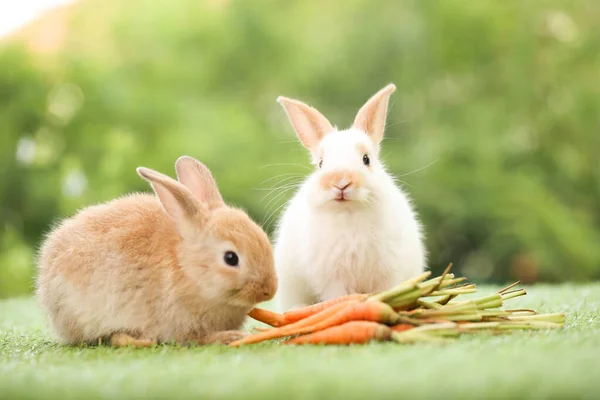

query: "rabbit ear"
left=353, top=84, right=396, bottom=144
left=174, top=156, right=225, bottom=209
left=137, top=167, right=205, bottom=234
left=277, top=96, right=335, bottom=152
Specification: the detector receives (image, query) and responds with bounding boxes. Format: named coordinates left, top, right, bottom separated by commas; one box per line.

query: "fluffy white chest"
left=305, top=210, right=398, bottom=297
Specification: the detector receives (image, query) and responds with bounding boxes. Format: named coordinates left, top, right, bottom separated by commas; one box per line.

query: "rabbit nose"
left=333, top=179, right=351, bottom=191
left=260, top=278, right=277, bottom=301
left=258, top=290, right=273, bottom=302
left=320, top=170, right=363, bottom=192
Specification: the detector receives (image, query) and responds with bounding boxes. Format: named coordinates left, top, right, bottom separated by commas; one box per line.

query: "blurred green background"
left=1, top=0, right=599, bottom=298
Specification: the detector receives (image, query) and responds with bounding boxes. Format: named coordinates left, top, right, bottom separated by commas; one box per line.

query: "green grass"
left=1, top=285, right=599, bottom=400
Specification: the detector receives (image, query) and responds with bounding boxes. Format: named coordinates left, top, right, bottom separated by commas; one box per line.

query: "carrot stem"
left=458, top=322, right=502, bottom=330
left=435, top=294, right=457, bottom=305
left=497, top=281, right=521, bottom=294
left=478, top=299, right=503, bottom=310
left=504, top=309, right=539, bottom=315
left=496, top=321, right=563, bottom=330
left=501, top=289, right=527, bottom=301
left=368, top=283, right=419, bottom=304
left=388, top=288, right=422, bottom=310
left=434, top=277, right=467, bottom=289
left=391, top=322, right=458, bottom=343
left=507, top=313, right=565, bottom=324
left=416, top=299, right=444, bottom=310
left=427, top=287, right=477, bottom=296
left=420, top=263, right=453, bottom=296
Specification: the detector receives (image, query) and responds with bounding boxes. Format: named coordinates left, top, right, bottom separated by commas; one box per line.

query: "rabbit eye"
left=363, top=154, right=370, bottom=166
left=318, top=159, right=323, bottom=168
left=223, top=251, right=239, bottom=267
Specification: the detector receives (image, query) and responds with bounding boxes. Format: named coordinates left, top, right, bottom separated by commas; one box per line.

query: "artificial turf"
left=1, top=284, right=599, bottom=400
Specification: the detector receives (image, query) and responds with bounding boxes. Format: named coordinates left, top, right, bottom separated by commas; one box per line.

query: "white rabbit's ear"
left=277, top=96, right=335, bottom=152
left=353, top=84, right=396, bottom=144
left=137, top=166, right=205, bottom=234
left=174, top=156, right=225, bottom=210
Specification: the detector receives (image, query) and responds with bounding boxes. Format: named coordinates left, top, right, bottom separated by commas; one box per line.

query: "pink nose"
left=333, top=179, right=352, bottom=191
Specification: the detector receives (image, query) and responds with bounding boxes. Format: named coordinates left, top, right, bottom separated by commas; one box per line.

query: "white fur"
left=273, top=128, right=426, bottom=312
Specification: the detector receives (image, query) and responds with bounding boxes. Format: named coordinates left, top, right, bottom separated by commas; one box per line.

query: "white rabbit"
left=273, top=84, right=426, bottom=312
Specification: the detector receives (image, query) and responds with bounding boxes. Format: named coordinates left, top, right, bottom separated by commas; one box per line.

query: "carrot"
left=278, top=301, right=359, bottom=330
left=281, top=294, right=370, bottom=324
left=229, top=301, right=399, bottom=347
left=247, top=308, right=285, bottom=327
left=246, top=295, right=369, bottom=328
left=391, top=323, right=415, bottom=332
left=282, top=321, right=392, bottom=345
left=230, top=301, right=356, bottom=347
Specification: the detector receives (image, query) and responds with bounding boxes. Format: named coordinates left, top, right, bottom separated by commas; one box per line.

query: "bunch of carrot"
left=230, top=265, right=565, bottom=347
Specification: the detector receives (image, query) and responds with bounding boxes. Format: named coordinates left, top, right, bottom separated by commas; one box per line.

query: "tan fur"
left=175, top=156, right=225, bottom=209
left=36, top=156, right=276, bottom=346
left=319, top=170, right=364, bottom=191
left=110, top=333, right=156, bottom=348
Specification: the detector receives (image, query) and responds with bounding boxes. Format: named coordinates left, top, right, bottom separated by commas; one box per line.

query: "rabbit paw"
left=206, top=330, right=250, bottom=345
left=110, top=333, right=157, bottom=348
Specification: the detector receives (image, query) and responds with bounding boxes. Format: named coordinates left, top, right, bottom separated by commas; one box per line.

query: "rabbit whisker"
left=258, top=177, right=303, bottom=199
left=259, top=181, right=303, bottom=203
left=262, top=185, right=300, bottom=212
left=385, top=119, right=407, bottom=130
left=398, top=159, right=439, bottom=177
left=257, top=173, right=305, bottom=186
left=395, top=178, right=413, bottom=188
left=263, top=200, right=290, bottom=232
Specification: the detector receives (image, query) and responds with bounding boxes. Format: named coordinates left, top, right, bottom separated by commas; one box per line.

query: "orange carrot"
left=247, top=308, right=285, bottom=327
left=282, top=321, right=392, bottom=345
left=231, top=301, right=355, bottom=346
left=278, top=301, right=359, bottom=330
left=229, top=301, right=398, bottom=347
left=281, top=294, right=370, bottom=324
left=246, top=295, right=368, bottom=328
left=247, top=296, right=369, bottom=328
left=391, top=323, right=415, bottom=332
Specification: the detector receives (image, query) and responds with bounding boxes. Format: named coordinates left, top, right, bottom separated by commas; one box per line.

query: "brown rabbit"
left=36, top=156, right=277, bottom=347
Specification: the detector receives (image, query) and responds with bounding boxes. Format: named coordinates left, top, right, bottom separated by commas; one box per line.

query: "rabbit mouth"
left=333, top=190, right=357, bottom=202
left=329, top=189, right=371, bottom=205
left=333, top=189, right=353, bottom=202
left=226, top=296, right=255, bottom=308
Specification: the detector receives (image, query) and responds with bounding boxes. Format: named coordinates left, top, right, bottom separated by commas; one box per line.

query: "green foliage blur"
left=1, top=0, right=599, bottom=297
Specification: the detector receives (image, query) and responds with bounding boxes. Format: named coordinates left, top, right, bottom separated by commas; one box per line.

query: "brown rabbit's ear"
left=137, top=167, right=205, bottom=233
left=277, top=96, right=335, bottom=152
left=353, top=83, right=396, bottom=145
left=174, top=156, right=225, bottom=209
